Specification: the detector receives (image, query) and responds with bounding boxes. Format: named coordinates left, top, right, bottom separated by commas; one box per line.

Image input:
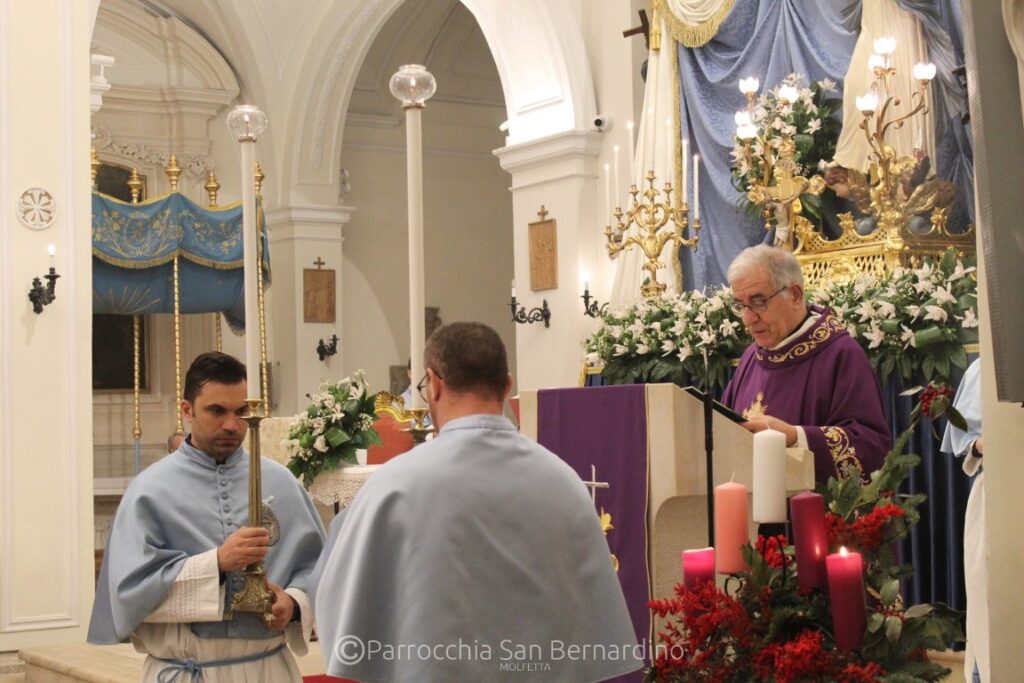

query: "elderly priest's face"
left=182, top=380, right=250, bottom=461
left=731, top=265, right=806, bottom=348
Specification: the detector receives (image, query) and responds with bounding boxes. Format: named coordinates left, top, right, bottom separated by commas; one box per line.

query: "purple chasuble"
left=722, top=306, right=891, bottom=481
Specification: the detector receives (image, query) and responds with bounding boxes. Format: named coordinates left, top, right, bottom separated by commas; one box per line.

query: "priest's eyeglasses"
left=730, top=286, right=788, bottom=315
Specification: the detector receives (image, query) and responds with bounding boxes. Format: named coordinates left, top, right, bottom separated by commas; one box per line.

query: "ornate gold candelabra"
left=736, top=86, right=825, bottom=251
left=604, top=170, right=700, bottom=298
left=228, top=398, right=274, bottom=626
left=793, top=51, right=972, bottom=288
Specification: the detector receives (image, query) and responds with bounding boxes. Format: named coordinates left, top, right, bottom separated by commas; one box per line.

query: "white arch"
left=286, top=0, right=597, bottom=197
left=458, top=0, right=596, bottom=144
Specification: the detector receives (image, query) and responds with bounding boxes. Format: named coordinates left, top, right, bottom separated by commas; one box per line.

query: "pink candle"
left=791, top=491, right=828, bottom=588
left=681, top=547, right=715, bottom=590
left=714, top=481, right=749, bottom=574
left=826, top=547, right=867, bottom=650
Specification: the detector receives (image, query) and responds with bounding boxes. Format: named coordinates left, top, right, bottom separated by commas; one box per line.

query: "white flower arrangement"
left=285, top=370, right=382, bottom=487
left=587, top=250, right=977, bottom=388
left=731, top=74, right=842, bottom=227
left=585, top=289, right=751, bottom=390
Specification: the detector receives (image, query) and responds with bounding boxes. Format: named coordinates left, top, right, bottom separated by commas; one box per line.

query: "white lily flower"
left=866, top=324, right=886, bottom=349
left=923, top=305, right=949, bottom=323
left=613, top=344, right=629, bottom=356
left=720, top=319, right=739, bottom=337
left=314, top=435, right=328, bottom=453
left=900, top=325, right=917, bottom=349
left=913, top=279, right=935, bottom=294
left=635, top=343, right=650, bottom=355
left=855, top=300, right=876, bottom=322
left=807, top=118, right=821, bottom=134
left=876, top=300, right=896, bottom=319
left=660, top=339, right=676, bottom=356
left=586, top=352, right=600, bottom=365
left=677, top=344, right=693, bottom=362
left=934, top=286, right=957, bottom=306
left=951, top=261, right=977, bottom=280
left=960, top=308, right=979, bottom=328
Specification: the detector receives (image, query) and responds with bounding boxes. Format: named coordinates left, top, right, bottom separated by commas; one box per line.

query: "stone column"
left=495, top=130, right=603, bottom=391
left=265, top=205, right=354, bottom=416
left=0, top=0, right=94, bottom=650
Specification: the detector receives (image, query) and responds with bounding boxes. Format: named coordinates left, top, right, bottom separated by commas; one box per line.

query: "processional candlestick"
left=225, top=104, right=274, bottom=625
left=604, top=170, right=700, bottom=298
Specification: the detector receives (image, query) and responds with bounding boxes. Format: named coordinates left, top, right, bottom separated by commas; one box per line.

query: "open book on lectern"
left=682, top=386, right=746, bottom=424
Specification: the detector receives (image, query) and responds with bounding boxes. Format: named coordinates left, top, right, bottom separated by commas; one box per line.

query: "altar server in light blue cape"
left=89, top=352, right=325, bottom=682
left=314, top=322, right=641, bottom=683
left=941, top=357, right=987, bottom=683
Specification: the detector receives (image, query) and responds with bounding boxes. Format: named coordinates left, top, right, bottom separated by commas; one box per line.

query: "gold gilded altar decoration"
left=732, top=74, right=839, bottom=251
left=604, top=170, right=701, bottom=298
left=799, top=45, right=973, bottom=288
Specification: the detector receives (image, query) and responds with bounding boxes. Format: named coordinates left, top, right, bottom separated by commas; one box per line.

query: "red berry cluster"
left=919, top=384, right=953, bottom=417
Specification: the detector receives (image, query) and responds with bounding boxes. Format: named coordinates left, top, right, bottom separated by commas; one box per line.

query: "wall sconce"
left=316, top=334, right=339, bottom=361
left=510, top=297, right=551, bottom=328
left=580, top=272, right=607, bottom=318
left=28, top=244, right=60, bottom=314
left=581, top=288, right=608, bottom=318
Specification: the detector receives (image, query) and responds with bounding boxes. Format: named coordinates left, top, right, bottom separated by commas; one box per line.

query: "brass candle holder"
left=228, top=398, right=274, bottom=626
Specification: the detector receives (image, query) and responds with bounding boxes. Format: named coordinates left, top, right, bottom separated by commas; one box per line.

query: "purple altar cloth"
left=537, top=385, right=650, bottom=682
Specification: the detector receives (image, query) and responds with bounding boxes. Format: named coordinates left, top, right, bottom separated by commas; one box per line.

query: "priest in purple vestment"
left=721, top=246, right=891, bottom=481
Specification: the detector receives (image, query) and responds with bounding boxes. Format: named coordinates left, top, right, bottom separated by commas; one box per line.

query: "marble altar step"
left=17, top=641, right=330, bottom=683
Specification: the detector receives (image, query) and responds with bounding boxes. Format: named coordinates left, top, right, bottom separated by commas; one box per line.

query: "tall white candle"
left=613, top=145, right=621, bottom=211
left=240, top=138, right=261, bottom=400
left=626, top=120, right=636, bottom=184
left=693, top=154, right=701, bottom=221
left=511, top=279, right=516, bottom=298
left=646, top=106, right=655, bottom=170
left=682, top=138, right=689, bottom=205
left=405, top=105, right=427, bottom=410
left=604, top=162, right=612, bottom=226
left=47, top=244, right=56, bottom=268
left=752, top=428, right=787, bottom=523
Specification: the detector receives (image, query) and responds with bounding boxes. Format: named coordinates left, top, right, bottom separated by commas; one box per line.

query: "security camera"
left=593, top=114, right=613, bottom=131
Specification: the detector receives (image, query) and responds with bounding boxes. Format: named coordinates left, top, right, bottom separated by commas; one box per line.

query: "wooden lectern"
left=519, top=384, right=815, bottom=607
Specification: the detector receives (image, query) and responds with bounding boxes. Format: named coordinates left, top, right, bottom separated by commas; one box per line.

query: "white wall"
left=0, top=0, right=94, bottom=651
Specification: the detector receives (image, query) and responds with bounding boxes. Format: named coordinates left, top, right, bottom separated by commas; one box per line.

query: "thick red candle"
left=681, top=547, right=715, bottom=590
left=790, top=491, right=828, bottom=588
left=826, top=547, right=867, bottom=650
left=714, top=481, right=749, bottom=574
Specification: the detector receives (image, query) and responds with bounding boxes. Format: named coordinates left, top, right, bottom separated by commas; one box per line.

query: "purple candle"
left=826, top=547, right=867, bottom=650
left=790, top=491, right=828, bottom=588
left=681, top=547, right=715, bottom=591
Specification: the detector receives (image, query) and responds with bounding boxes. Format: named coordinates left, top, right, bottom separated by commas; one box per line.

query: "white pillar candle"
left=693, top=154, right=701, bottom=221
left=604, top=162, right=612, bottom=226
left=681, top=138, right=689, bottom=205
left=752, top=428, right=787, bottom=523
left=239, top=138, right=261, bottom=400
left=405, top=106, right=427, bottom=410
left=626, top=120, right=635, bottom=184
left=511, top=279, right=516, bottom=298
left=613, top=144, right=621, bottom=210
left=47, top=243, right=56, bottom=267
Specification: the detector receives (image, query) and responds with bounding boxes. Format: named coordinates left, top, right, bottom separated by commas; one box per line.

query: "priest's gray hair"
left=727, top=245, right=804, bottom=291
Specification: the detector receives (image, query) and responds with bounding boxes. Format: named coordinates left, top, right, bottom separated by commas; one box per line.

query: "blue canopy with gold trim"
left=92, top=192, right=269, bottom=328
